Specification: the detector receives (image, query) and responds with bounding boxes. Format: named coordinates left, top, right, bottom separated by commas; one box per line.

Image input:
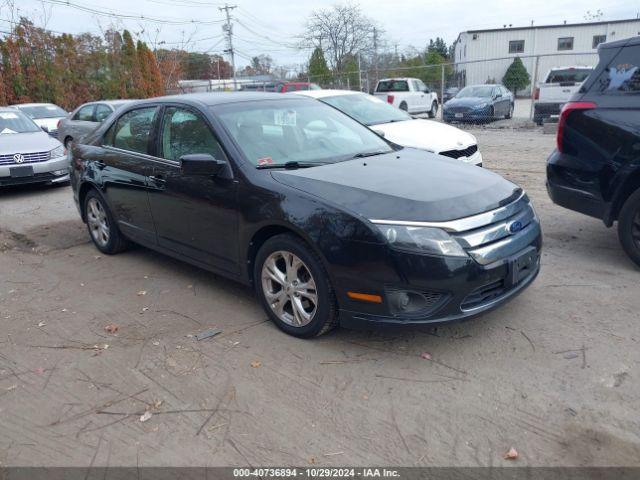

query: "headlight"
left=50, top=145, right=65, bottom=158
left=374, top=224, right=468, bottom=257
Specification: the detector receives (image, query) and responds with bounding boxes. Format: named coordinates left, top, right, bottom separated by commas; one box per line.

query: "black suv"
left=547, top=36, right=640, bottom=267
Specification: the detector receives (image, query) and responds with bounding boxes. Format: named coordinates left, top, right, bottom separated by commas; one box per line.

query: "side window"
left=112, top=107, right=157, bottom=155
left=594, top=47, right=640, bottom=94
left=74, top=105, right=95, bottom=121
left=95, top=104, right=113, bottom=122
left=417, top=80, right=428, bottom=92
left=160, top=107, right=226, bottom=162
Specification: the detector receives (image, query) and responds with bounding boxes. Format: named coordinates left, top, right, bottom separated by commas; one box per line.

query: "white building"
left=454, top=18, right=640, bottom=95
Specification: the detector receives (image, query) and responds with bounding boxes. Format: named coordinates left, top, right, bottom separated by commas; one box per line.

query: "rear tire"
left=84, top=189, right=129, bottom=255
left=428, top=101, right=438, bottom=118
left=399, top=102, right=408, bottom=112
left=617, top=189, right=640, bottom=268
left=254, top=234, right=338, bottom=338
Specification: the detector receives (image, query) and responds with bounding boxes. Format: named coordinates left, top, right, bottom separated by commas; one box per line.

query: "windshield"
left=0, top=111, right=41, bottom=134
left=322, top=93, right=411, bottom=126
left=376, top=80, right=409, bottom=92
left=546, top=68, right=593, bottom=83
left=456, top=86, right=495, bottom=98
left=215, top=99, right=393, bottom=167
left=17, top=104, right=67, bottom=119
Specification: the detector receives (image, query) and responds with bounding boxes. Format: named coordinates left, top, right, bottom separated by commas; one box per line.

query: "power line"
left=38, top=0, right=226, bottom=26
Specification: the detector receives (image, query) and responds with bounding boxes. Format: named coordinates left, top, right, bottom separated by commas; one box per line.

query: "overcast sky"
left=11, top=0, right=639, bottom=69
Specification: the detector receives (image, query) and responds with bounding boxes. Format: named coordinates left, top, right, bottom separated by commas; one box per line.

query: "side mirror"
left=41, top=125, right=49, bottom=133
left=494, top=93, right=502, bottom=99
left=423, top=88, right=430, bottom=94
left=180, top=153, right=226, bottom=176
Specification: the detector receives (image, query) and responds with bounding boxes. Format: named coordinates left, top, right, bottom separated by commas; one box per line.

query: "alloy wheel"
left=87, top=197, right=110, bottom=247
left=261, top=251, right=318, bottom=327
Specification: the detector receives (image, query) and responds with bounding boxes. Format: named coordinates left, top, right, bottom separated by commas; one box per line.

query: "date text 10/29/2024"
left=233, top=468, right=400, bottom=478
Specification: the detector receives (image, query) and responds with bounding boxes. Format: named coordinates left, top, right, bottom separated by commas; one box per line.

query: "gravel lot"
left=0, top=127, right=639, bottom=468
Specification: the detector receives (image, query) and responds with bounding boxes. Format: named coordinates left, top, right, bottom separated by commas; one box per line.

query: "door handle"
left=149, top=175, right=165, bottom=183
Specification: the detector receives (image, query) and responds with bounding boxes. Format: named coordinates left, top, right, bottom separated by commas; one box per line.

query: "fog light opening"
left=387, top=289, right=446, bottom=316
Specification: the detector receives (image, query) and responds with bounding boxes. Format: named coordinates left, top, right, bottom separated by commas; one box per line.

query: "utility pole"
left=219, top=3, right=237, bottom=90
left=372, top=27, right=379, bottom=86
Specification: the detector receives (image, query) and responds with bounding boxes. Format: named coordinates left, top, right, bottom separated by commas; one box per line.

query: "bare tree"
left=300, top=3, right=377, bottom=73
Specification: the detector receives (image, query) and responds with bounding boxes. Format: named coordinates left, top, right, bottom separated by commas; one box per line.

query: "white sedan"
left=293, top=89, right=482, bottom=166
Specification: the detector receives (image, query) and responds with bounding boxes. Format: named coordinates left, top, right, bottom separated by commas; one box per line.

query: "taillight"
left=57, top=119, right=62, bottom=129
left=534, top=87, right=540, bottom=100
left=557, top=101, right=596, bottom=153
left=387, top=95, right=394, bottom=104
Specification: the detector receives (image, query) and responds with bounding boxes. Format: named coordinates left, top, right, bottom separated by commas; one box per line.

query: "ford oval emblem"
left=508, top=221, right=523, bottom=234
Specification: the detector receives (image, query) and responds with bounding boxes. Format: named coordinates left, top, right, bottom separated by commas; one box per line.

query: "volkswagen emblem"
left=508, top=220, right=524, bottom=234
left=13, top=153, right=25, bottom=164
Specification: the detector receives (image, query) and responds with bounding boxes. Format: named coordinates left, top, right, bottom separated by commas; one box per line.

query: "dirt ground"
left=0, top=128, right=639, bottom=468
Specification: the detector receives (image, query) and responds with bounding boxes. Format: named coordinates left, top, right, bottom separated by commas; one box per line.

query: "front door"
left=100, top=106, right=159, bottom=244
left=147, top=105, right=239, bottom=275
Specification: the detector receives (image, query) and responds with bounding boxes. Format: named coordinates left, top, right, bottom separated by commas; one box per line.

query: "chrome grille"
left=439, top=144, right=478, bottom=159
left=0, top=151, right=50, bottom=166
left=450, top=194, right=539, bottom=265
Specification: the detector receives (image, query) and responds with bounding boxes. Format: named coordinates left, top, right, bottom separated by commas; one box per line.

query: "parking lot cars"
left=443, top=84, right=514, bottom=123
left=533, top=66, right=593, bottom=125
left=374, top=77, right=439, bottom=117
left=443, top=86, right=460, bottom=102
left=547, top=36, right=640, bottom=267
left=294, top=89, right=483, bottom=166
left=58, top=100, right=133, bottom=148
left=0, top=107, right=68, bottom=186
left=70, top=92, right=541, bottom=337
left=11, top=103, right=68, bottom=138
left=240, top=81, right=321, bottom=92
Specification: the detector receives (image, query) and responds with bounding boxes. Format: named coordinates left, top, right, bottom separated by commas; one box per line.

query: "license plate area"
left=455, top=113, right=463, bottom=118
left=508, top=247, right=538, bottom=286
left=10, top=165, right=34, bottom=178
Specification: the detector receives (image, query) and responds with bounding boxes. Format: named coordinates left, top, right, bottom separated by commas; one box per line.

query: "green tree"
left=308, top=47, right=330, bottom=84
left=502, top=57, right=530, bottom=96
left=427, top=37, right=448, bottom=58
left=121, top=30, right=143, bottom=98
left=341, top=54, right=360, bottom=90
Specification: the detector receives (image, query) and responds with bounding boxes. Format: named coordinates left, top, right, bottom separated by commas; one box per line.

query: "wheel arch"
left=608, top=171, right=640, bottom=226
left=77, top=181, right=101, bottom=223
left=245, top=222, right=332, bottom=287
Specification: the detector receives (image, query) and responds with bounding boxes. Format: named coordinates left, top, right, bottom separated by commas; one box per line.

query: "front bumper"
left=443, top=107, right=492, bottom=122
left=334, top=226, right=542, bottom=329
left=0, top=155, right=69, bottom=186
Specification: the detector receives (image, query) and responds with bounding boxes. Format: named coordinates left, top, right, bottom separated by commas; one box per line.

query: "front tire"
left=506, top=103, right=514, bottom=119
left=84, top=189, right=129, bottom=255
left=254, top=234, right=338, bottom=338
left=617, top=189, right=640, bottom=268
left=428, top=101, right=438, bottom=118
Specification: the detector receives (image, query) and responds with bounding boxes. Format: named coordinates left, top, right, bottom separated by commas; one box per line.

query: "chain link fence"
left=309, top=52, right=599, bottom=126
left=171, top=52, right=599, bottom=127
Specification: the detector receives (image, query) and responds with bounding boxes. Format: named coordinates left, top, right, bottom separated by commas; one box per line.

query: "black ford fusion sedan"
left=69, top=92, right=541, bottom=338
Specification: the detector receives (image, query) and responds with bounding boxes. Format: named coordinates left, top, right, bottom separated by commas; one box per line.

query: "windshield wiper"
left=256, top=161, right=325, bottom=170
left=351, top=150, right=390, bottom=159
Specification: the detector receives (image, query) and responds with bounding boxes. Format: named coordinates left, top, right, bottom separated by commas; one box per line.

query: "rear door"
left=100, top=106, right=159, bottom=244
left=147, top=105, right=240, bottom=274
left=563, top=43, right=640, bottom=204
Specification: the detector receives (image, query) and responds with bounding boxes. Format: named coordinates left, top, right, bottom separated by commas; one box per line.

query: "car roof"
left=377, top=77, right=416, bottom=82
left=127, top=92, right=312, bottom=108
left=291, top=89, right=360, bottom=99
left=11, top=102, right=61, bottom=108
left=600, top=35, right=640, bottom=50
left=0, top=106, right=20, bottom=112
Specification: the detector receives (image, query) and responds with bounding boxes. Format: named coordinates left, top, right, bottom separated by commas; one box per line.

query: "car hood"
left=31, top=117, right=66, bottom=131
left=0, top=131, right=61, bottom=154
left=445, top=97, right=492, bottom=108
left=271, top=149, right=520, bottom=222
left=370, top=119, right=477, bottom=153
